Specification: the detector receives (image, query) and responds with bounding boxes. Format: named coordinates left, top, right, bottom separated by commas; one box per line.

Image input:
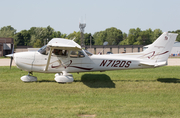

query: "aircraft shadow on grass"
left=112, top=80, right=157, bottom=82
left=37, top=80, right=56, bottom=83
left=77, top=74, right=115, bottom=88
left=157, top=78, right=180, bottom=83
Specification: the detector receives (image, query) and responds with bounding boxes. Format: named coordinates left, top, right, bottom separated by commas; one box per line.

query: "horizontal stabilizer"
left=140, top=62, right=155, bottom=66
left=140, top=61, right=167, bottom=67
left=154, top=61, right=167, bottom=67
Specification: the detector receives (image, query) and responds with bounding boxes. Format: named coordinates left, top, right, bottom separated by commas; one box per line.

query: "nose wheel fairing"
left=20, top=72, right=37, bottom=82
left=20, top=75, right=37, bottom=82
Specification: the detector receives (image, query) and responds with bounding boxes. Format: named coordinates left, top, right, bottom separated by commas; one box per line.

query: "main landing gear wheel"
left=54, top=71, right=74, bottom=83
left=20, top=72, right=37, bottom=82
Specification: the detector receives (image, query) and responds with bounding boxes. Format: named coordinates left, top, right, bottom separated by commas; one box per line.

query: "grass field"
left=0, top=56, right=7, bottom=59
left=0, top=66, right=180, bottom=118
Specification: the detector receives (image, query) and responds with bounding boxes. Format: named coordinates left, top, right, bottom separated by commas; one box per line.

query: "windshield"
left=38, top=45, right=49, bottom=55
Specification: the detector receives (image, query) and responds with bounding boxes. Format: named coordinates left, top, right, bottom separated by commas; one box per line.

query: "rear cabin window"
left=70, top=51, right=85, bottom=58
left=84, top=50, right=93, bottom=56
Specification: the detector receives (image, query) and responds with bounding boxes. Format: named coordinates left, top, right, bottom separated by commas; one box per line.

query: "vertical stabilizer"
left=140, top=32, right=178, bottom=66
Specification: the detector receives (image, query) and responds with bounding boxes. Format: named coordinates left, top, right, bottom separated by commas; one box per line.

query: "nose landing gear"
left=20, top=72, right=37, bottom=82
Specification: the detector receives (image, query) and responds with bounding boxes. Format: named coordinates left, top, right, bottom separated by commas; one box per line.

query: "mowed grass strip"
left=0, top=66, right=180, bottom=118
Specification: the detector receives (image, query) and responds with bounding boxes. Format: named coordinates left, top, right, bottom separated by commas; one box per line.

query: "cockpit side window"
left=52, top=49, right=68, bottom=57
left=70, top=50, right=85, bottom=58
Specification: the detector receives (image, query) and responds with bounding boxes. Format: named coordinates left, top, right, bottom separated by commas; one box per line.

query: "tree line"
left=0, top=25, right=180, bottom=48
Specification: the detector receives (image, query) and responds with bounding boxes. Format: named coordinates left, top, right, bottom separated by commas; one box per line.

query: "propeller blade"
left=12, top=45, right=14, bottom=55
left=10, top=56, right=13, bottom=69
left=5, top=54, right=13, bottom=69
left=10, top=45, right=14, bottom=69
left=6, top=45, right=15, bottom=69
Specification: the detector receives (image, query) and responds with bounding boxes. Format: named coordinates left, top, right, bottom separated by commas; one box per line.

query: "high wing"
left=47, top=38, right=81, bottom=50
left=44, top=38, right=81, bottom=71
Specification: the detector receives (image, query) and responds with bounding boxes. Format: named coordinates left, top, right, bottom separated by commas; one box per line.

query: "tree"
left=33, top=39, right=42, bottom=48
left=21, top=30, right=31, bottom=46
left=119, top=39, right=128, bottom=45
left=152, top=29, right=162, bottom=43
left=51, top=31, right=62, bottom=38
left=119, top=28, right=161, bottom=45
left=0, top=25, right=16, bottom=38
left=105, top=27, right=123, bottom=45
left=135, top=29, right=153, bottom=45
left=93, top=27, right=123, bottom=45
left=28, top=26, right=55, bottom=47
left=2, top=25, right=177, bottom=47
left=122, top=32, right=127, bottom=40
left=93, top=31, right=105, bottom=45
left=120, top=28, right=141, bottom=45
left=14, top=32, right=23, bottom=47
left=46, top=25, right=54, bottom=40
left=29, top=27, right=47, bottom=47
left=67, top=31, right=81, bottom=44
left=61, top=34, right=67, bottom=38
left=67, top=32, right=94, bottom=46
left=169, top=30, right=180, bottom=42
left=127, top=34, right=136, bottom=45
left=14, top=30, right=31, bottom=46
left=51, top=31, right=67, bottom=38
left=84, top=33, right=94, bottom=45
left=14, top=26, right=67, bottom=47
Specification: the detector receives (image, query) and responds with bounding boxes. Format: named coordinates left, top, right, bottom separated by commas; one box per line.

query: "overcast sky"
left=0, top=0, right=180, bottom=35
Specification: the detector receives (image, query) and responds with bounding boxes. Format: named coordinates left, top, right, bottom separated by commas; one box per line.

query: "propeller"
left=10, top=56, right=13, bottom=69
left=10, top=45, right=14, bottom=69
left=6, top=45, right=14, bottom=69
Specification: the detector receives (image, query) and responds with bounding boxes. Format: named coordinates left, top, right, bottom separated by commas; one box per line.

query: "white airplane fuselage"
left=14, top=50, right=153, bottom=74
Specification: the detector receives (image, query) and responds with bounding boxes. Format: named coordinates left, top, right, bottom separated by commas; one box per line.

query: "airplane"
left=6, top=32, right=178, bottom=83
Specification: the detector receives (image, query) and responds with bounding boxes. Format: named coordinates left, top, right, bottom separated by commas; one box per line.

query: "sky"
left=0, top=0, right=180, bottom=35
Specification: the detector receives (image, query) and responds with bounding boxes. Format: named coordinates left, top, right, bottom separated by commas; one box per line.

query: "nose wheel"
left=20, top=72, right=37, bottom=82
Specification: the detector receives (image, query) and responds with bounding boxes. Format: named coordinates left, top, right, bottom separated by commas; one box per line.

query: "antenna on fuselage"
left=72, top=37, right=76, bottom=41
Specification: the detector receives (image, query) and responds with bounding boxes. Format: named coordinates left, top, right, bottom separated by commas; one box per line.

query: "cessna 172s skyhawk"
left=7, top=32, right=178, bottom=83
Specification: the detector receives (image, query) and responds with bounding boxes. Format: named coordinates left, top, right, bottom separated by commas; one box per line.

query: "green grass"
left=0, top=56, right=8, bottom=59
left=0, top=66, right=180, bottom=118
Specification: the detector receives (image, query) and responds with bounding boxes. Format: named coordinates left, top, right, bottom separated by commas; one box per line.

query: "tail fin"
left=140, top=32, right=178, bottom=67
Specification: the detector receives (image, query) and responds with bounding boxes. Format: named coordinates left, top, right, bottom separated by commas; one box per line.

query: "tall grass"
left=0, top=66, right=180, bottom=118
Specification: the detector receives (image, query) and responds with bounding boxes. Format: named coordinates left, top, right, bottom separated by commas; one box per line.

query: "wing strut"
left=44, top=47, right=53, bottom=71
